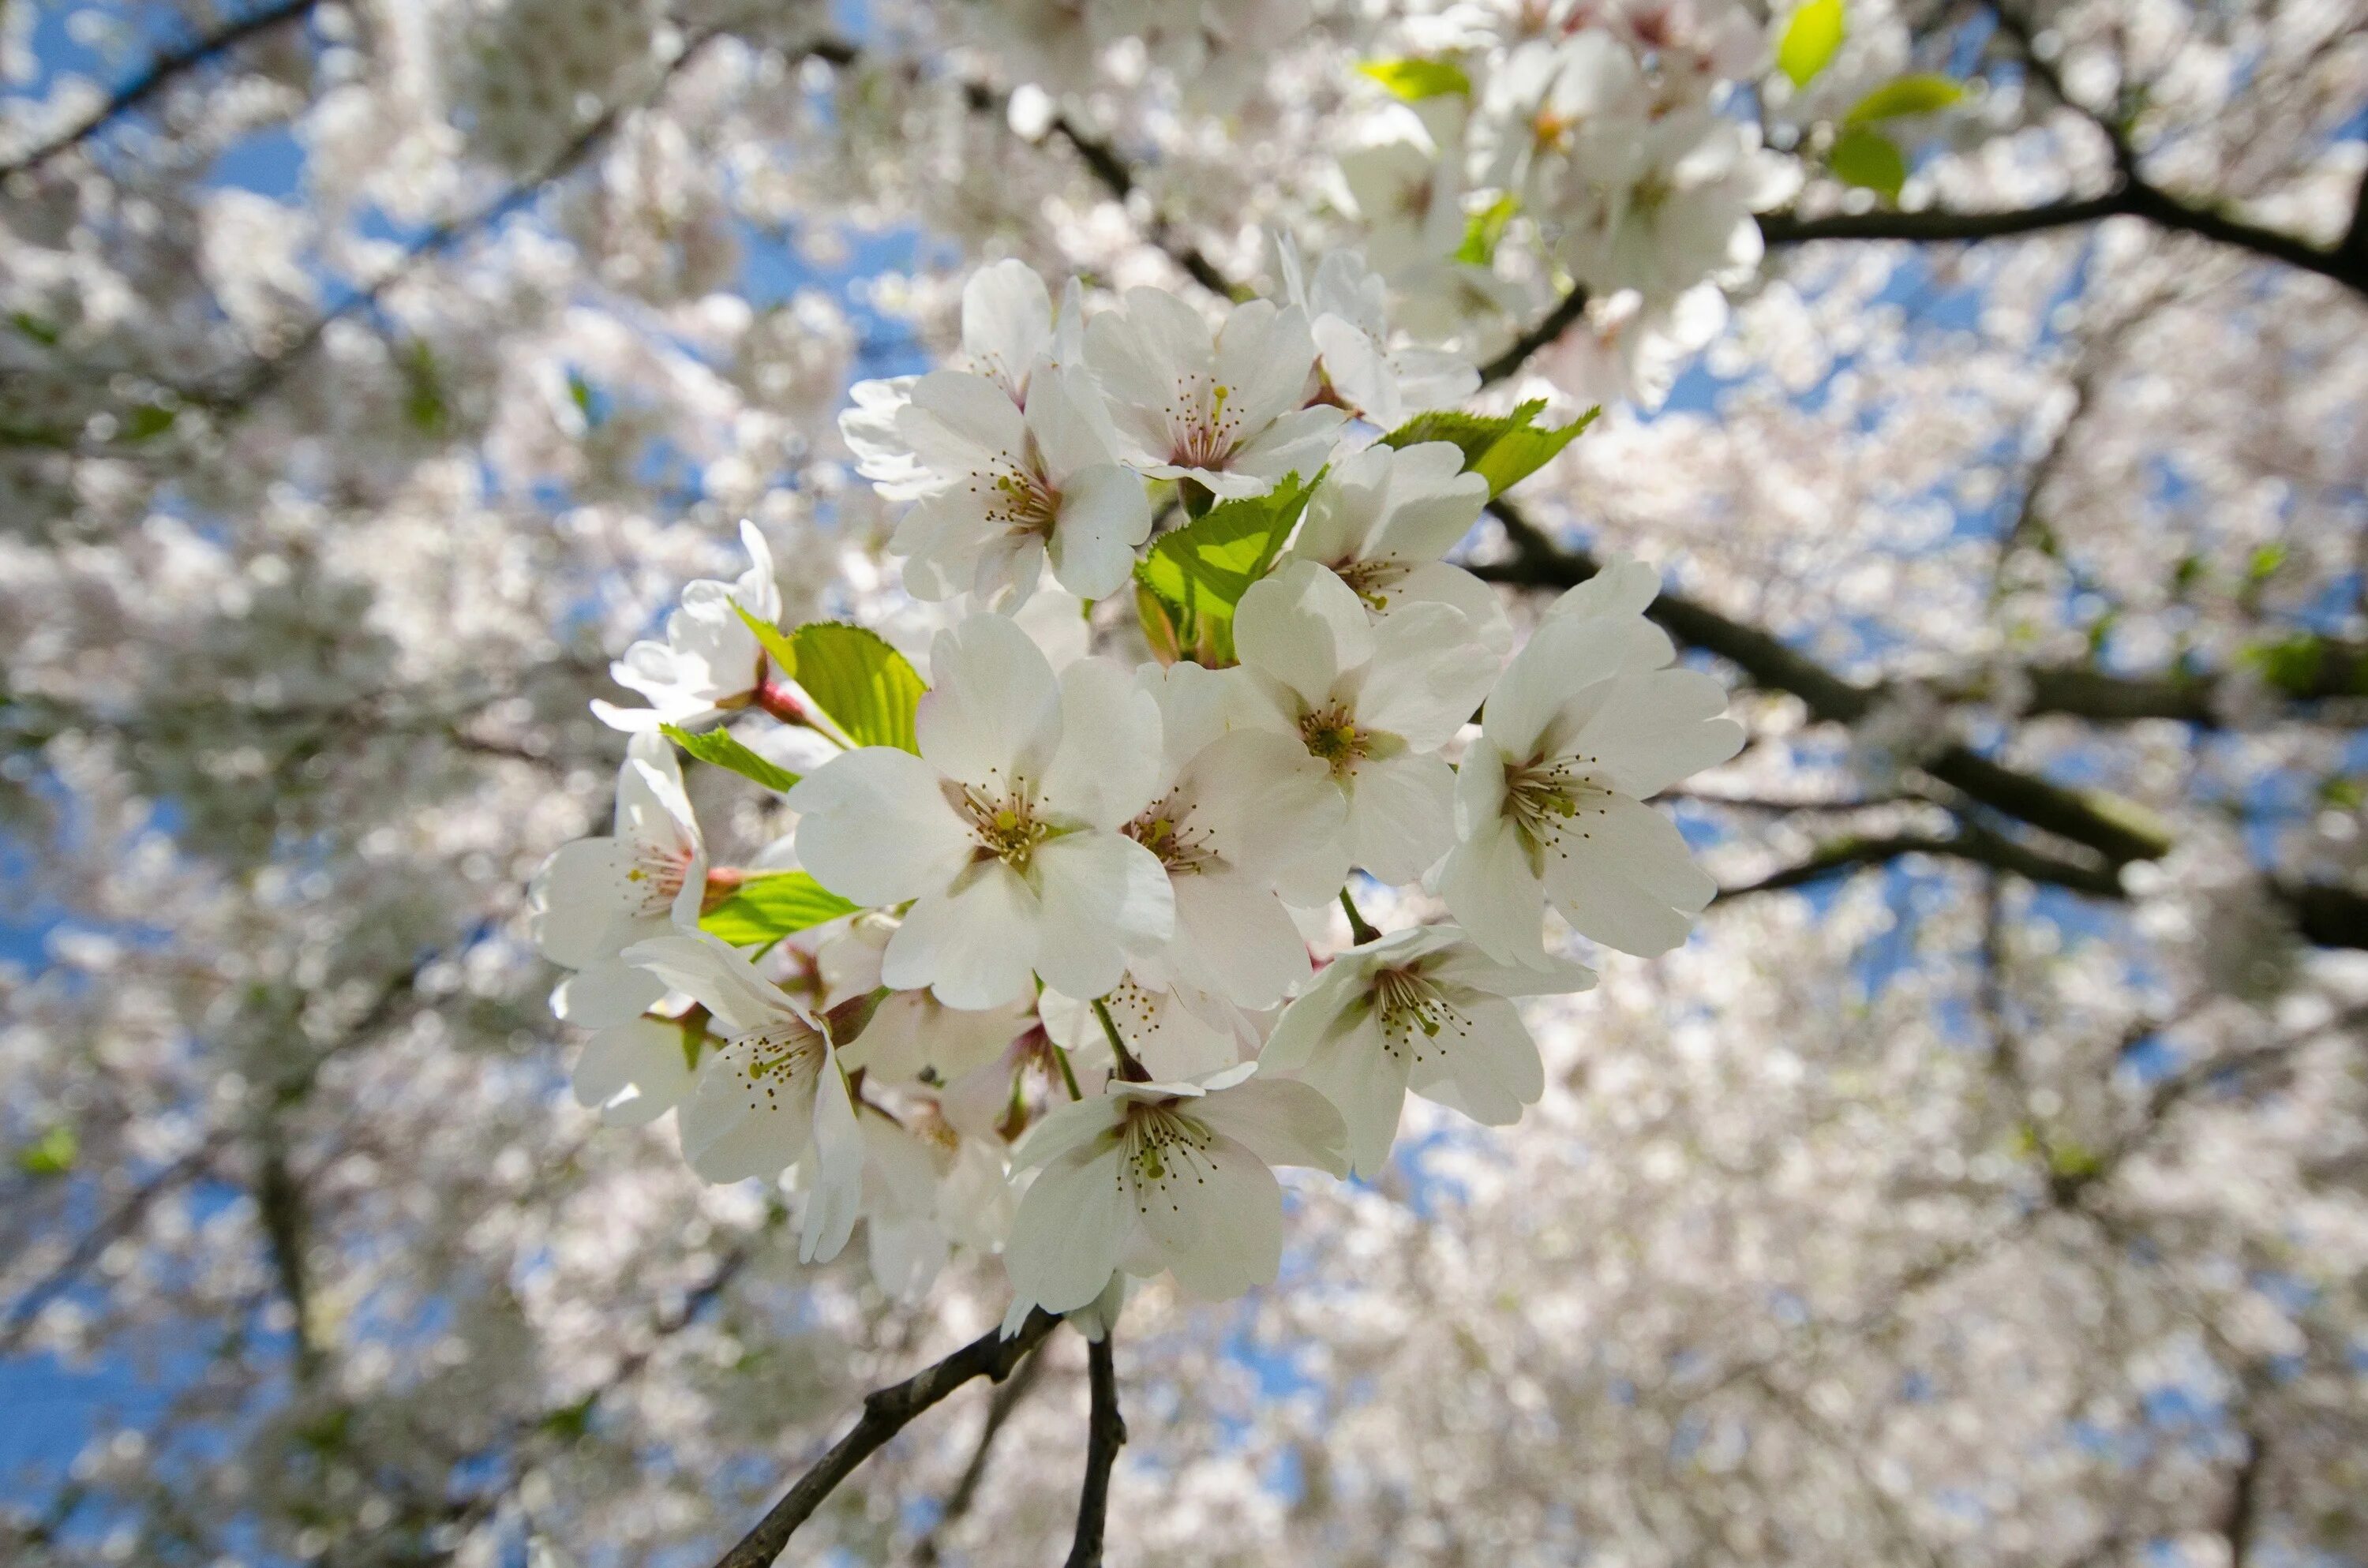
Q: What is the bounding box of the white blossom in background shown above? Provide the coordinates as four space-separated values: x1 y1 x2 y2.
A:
590 520 782 732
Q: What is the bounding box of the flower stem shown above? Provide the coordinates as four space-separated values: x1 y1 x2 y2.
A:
1338 886 1381 945
1051 1043 1084 1102
1089 997 1152 1083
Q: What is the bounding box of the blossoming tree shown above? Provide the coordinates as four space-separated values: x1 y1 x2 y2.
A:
5 1 2367 1565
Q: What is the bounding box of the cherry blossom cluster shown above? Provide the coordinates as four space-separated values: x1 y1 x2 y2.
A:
533 256 1743 1321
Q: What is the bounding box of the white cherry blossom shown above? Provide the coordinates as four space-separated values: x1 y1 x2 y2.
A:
889 363 1152 604
590 520 782 733
618 932 865 1263
785 613 1174 1009
1276 438 1506 648
1228 561 1501 890
1277 241 1481 426
1440 558 1744 962
1001 1062 1348 1314
1261 922 1594 1176
530 730 707 1027
1085 289 1347 497
570 1013 698 1128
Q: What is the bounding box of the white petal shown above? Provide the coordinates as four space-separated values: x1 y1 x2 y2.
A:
961 259 1053 395
678 1038 818 1182
551 959 666 1028
1563 668 1745 798
1171 869 1311 1011
1438 811 1549 970
1541 793 1717 956
901 369 1027 473
1193 1075 1350 1175
1346 750 1458 885
1012 1092 1128 1171
1356 601 1498 751
1177 728 1346 874
620 931 811 1038
1542 553 1661 624
1278 1029 1408 1179
1004 1145 1132 1314
1388 561 1511 655
1234 561 1374 709
1041 658 1164 830
917 613 1062 787
1407 994 1541 1126
1031 833 1176 1001
573 1018 695 1127
1136 1128 1283 1300
787 747 974 906
885 862 1043 1009
798 1046 864 1263
1257 958 1366 1074
1046 464 1153 601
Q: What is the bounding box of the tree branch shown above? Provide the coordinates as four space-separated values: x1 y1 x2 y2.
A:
0 0 322 181
1063 1330 1126 1568
709 1311 1062 1568
1712 824 2124 904
1478 285 1593 386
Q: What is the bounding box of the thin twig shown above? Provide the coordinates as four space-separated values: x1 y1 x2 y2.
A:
709 1311 1062 1568
1477 285 1592 386
1062 1330 1127 1568
1 0 322 180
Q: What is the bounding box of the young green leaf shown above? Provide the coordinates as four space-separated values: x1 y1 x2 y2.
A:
662 724 802 793
1134 472 1323 661
699 872 860 947
1453 193 1522 267
731 601 805 679
1844 73 1965 124
1777 0 1846 88
1378 400 1601 498
1357 58 1472 101
781 622 927 754
1829 125 1907 198
16 1124 77 1177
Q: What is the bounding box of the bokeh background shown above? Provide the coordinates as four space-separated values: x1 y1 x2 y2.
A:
5 1 2368 1564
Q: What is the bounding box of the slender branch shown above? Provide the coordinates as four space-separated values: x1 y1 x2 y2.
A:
910 1344 1048 1566
1712 824 2123 904
0 1140 222 1352
1477 285 1593 386
0 0 322 180
1063 1330 1127 1568
709 1311 1061 1568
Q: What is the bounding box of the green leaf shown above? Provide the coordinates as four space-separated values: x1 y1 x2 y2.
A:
1357 58 1471 101
1379 399 1601 498
731 602 805 679
1453 193 1521 267
2247 543 2287 582
402 340 447 435
662 723 802 793
785 623 927 753
16 1125 77 1177
567 369 598 425
1844 73 1965 124
1777 0 1846 88
699 871 860 947
1134 471 1322 661
10 311 61 346
1830 125 1906 198
119 404 177 442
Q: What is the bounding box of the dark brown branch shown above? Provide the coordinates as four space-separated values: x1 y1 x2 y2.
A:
710 1311 1062 1568
1712 824 2124 904
1063 1330 1127 1568
1759 183 2368 301
0 0 321 181
909 1342 1047 1566
1478 285 1593 386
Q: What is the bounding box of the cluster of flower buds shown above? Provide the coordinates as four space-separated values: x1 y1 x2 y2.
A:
533 256 1742 1323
